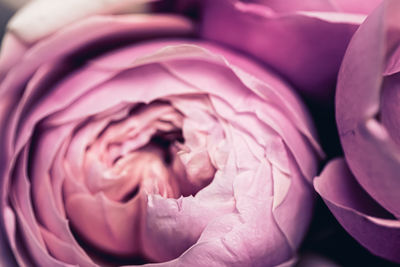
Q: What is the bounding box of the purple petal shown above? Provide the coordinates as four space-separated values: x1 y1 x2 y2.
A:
315 158 400 263
201 0 364 101
336 0 400 217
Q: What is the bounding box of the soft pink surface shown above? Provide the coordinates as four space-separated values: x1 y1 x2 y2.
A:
0 4 321 267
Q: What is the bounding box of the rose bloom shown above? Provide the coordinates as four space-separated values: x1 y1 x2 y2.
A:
315 0 400 264
198 0 381 102
0 1 323 266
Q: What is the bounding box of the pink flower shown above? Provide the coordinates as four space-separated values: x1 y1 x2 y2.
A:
198 0 381 102
0 1 322 266
315 0 400 263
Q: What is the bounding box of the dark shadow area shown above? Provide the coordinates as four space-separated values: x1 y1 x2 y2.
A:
69 224 151 266
299 196 400 267
0 4 13 42
304 97 343 162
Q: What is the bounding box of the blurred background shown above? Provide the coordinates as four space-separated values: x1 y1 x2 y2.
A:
0 2 13 39
0 1 399 267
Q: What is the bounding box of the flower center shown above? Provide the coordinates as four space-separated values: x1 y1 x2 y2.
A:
63 99 220 262
82 101 213 202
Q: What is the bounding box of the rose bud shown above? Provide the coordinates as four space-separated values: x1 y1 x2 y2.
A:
0 1 322 266
194 0 381 102
315 0 400 263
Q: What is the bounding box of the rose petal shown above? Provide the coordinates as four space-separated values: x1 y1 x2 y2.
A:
2 207 19 267
65 192 142 256
0 33 27 82
149 163 293 267
9 148 71 266
315 158 400 263
40 227 96 267
201 0 362 101
140 152 238 262
272 148 314 249
381 72 400 146
336 0 400 217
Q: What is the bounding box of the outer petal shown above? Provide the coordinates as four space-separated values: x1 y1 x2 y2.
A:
201 0 363 101
336 0 400 217
314 158 400 263
271 147 314 250
0 32 27 82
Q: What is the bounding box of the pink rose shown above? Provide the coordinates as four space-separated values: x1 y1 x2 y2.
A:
197 0 381 102
0 1 322 266
315 0 400 263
